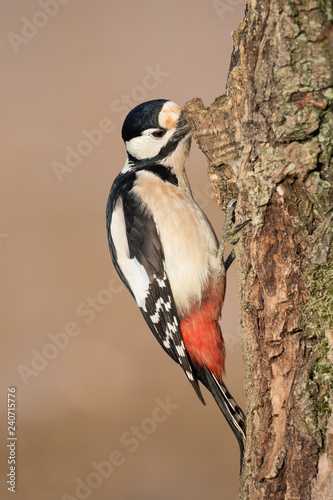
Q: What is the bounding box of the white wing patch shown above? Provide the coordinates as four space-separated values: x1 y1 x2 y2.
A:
163 316 179 350
110 199 150 309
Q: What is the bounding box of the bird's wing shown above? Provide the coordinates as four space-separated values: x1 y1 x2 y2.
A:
108 188 204 403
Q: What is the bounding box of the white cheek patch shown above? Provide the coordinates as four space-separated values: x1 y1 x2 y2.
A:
110 200 150 309
125 129 174 160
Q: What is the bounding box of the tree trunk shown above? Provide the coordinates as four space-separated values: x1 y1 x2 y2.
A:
183 1 333 498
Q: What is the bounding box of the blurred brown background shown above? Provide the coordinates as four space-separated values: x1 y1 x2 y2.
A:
1 1 246 499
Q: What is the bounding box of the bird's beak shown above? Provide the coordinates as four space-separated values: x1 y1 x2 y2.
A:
176 113 192 137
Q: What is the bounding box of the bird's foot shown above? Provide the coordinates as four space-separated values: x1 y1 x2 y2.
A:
218 198 251 267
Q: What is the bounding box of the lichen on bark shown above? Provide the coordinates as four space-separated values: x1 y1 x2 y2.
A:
183 0 333 498
304 253 333 429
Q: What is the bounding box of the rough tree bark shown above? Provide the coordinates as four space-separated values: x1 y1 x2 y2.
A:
183 1 333 499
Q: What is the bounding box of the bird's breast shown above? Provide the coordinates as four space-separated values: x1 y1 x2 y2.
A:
132 171 220 316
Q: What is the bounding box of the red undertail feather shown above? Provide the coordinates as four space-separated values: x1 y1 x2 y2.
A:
180 281 226 383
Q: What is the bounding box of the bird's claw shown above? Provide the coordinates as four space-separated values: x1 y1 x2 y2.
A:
218 198 251 263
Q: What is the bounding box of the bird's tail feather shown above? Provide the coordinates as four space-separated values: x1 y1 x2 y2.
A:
204 368 246 467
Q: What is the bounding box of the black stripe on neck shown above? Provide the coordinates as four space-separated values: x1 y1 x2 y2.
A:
139 164 178 186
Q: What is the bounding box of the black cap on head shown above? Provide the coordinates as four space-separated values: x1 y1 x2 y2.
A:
121 99 169 142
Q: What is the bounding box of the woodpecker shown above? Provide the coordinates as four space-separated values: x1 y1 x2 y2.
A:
106 99 248 464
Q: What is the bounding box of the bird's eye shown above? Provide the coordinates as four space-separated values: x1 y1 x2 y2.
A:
151 130 166 139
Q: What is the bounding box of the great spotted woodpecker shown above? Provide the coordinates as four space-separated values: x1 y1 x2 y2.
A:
106 99 248 464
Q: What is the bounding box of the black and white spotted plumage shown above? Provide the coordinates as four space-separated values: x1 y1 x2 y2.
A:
106 171 204 402
106 99 246 466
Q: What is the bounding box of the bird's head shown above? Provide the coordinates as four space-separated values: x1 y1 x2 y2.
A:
121 100 192 170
